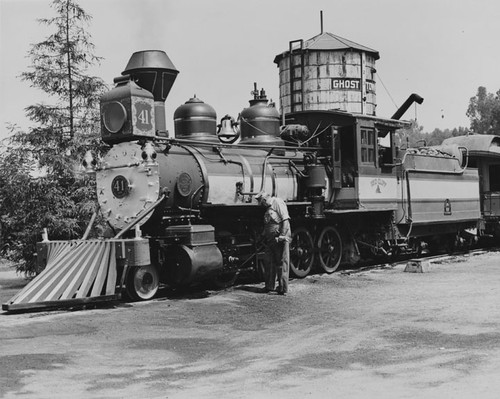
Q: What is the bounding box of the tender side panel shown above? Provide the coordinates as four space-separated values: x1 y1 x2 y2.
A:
401 171 480 225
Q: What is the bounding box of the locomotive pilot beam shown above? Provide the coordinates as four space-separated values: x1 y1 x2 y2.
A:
3 29 487 311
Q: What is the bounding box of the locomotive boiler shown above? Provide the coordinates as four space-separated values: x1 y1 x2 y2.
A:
3 36 483 311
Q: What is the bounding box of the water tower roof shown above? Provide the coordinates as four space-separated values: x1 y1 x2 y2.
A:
274 32 380 63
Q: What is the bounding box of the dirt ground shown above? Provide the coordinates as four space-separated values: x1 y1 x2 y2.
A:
1 251 500 399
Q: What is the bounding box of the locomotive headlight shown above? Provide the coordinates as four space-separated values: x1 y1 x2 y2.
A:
102 101 127 134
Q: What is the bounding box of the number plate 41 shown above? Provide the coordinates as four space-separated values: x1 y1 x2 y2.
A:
133 98 155 135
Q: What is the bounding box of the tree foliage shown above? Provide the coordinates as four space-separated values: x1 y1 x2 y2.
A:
467 86 500 135
0 0 107 276
397 120 470 149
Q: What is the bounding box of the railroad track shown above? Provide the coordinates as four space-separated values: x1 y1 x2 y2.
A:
339 247 496 276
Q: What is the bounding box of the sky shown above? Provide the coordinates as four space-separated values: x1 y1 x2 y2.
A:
1 0 500 142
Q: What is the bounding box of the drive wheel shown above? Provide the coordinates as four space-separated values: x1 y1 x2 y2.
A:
317 226 342 273
290 227 315 278
126 264 159 301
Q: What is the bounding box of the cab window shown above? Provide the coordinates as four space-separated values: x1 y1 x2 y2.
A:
360 128 375 164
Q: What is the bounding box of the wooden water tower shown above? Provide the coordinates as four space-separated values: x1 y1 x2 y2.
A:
274 21 379 116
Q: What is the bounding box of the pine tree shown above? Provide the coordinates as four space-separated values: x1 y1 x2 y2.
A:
0 0 107 276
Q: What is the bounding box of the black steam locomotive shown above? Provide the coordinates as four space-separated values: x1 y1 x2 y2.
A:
86 49 481 300
3 45 487 311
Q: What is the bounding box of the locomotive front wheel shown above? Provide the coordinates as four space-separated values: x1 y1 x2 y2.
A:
126 264 159 301
317 226 342 273
290 227 315 278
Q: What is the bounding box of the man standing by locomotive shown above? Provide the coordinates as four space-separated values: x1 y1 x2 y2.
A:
256 191 291 295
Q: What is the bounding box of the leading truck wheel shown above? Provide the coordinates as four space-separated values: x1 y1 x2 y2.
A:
126 265 159 301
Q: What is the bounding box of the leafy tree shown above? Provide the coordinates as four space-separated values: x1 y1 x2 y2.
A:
467 86 500 135
0 0 107 276
397 121 470 148
423 127 470 146
397 119 426 148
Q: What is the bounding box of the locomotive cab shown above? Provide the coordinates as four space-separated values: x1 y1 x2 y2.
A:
286 110 406 211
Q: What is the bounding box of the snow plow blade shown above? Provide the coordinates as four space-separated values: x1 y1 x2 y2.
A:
2 240 120 312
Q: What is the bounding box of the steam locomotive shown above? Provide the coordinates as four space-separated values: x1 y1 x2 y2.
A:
71 49 481 301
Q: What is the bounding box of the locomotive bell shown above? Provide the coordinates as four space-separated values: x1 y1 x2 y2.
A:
217 115 239 144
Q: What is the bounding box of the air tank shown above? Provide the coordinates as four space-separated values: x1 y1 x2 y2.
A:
274 32 379 116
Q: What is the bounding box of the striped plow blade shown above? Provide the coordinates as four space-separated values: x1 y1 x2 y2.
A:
2 240 120 312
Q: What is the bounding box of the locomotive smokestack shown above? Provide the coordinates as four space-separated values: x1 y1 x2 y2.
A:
122 50 179 132
391 93 424 120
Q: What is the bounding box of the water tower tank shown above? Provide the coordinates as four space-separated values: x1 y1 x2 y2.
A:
274 32 379 115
